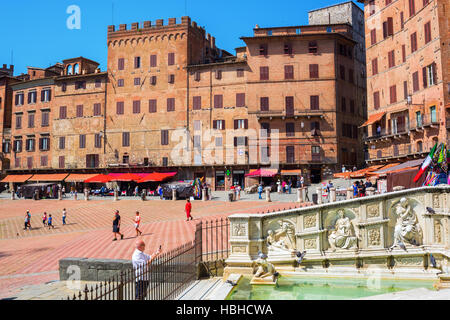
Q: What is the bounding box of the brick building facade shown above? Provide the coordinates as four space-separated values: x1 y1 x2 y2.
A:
359 0 450 165
1 4 367 189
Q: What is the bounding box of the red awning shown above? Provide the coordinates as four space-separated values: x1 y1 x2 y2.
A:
84 174 114 183
360 111 386 127
245 169 278 177
28 174 69 182
137 172 177 183
0 174 33 183
110 173 143 182
65 174 99 183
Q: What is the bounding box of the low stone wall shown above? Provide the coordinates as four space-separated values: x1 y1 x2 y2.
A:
225 186 450 279
59 258 132 282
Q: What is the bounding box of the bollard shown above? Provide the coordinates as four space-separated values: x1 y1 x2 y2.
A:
366 187 376 196
316 187 322 204
347 187 353 200
296 188 301 203
84 189 89 201
11 191 15 200
202 189 207 201
58 189 63 201
265 188 272 202
393 186 405 191
74 192 78 201
113 189 118 201
172 189 177 201
329 187 336 203
301 187 306 203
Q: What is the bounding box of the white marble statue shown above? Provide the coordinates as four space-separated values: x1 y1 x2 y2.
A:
328 209 358 251
253 253 278 282
389 197 422 250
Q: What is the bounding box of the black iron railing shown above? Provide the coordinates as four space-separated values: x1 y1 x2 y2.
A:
68 217 230 300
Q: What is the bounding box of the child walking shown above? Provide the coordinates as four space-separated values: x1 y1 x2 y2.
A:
42 212 47 227
134 211 142 237
48 214 55 229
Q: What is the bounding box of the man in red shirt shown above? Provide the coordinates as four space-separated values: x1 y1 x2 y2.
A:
185 199 193 221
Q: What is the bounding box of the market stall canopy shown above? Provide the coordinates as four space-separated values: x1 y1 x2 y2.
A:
349 165 383 178
359 111 386 127
245 168 278 177
0 174 33 183
280 169 302 176
65 174 99 183
84 174 114 183
333 171 353 179
137 172 177 183
109 173 143 182
373 158 424 174
28 173 69 182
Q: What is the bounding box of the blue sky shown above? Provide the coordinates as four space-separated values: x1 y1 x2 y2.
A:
1 0 363 75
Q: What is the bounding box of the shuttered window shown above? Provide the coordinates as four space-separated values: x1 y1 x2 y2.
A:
134 56 141 69
402 45 406 63
308 41 318 53
149 99 157 113
122 132 130 147
214 95 223 108
285 96 294 115
340 65 346 80
118 58 125 70
213 120 225 130
76 105 83 117
310 95 319 110
341 97 347 112
412 71 419 92
59 136 65 150
286 146 295 163
374 91 380 110
168 74 175 83
390 85 397 104
236 69 244 77
93 103 101 116
41 156 48 167
309 64 318 78
150 55 157 67
409 0 416 17
42 111 49 127
260 97 269 111
259 44 268 56
284 43 293 55
193 96 201 110
424 22 431 44
59 106 67 119
388 50 395 68
215 70 222 80
133 100 141 114
260 66 269 80
16 115 22 129
79 134 86 149
168 53 175 66
116 102 124 115
286 123 295 137
372 58 378 75
167 98 175 112
59 156 65 169
284 65 294 80
150 76 157 85
161 130 169 145
28 113 35 128
94 134 102 148
236 93 245 107
404 81 408 100
410 32 417 52
370 29 376 45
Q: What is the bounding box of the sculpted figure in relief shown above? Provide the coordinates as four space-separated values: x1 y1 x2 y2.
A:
389 198 422 250
328 209 358 251
253 253 279 281
266 220 296 254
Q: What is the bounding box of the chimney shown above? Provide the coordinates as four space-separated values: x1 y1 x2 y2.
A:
255 24 260 29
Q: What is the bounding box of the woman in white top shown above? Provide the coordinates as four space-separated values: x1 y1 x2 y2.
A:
134 211 142 237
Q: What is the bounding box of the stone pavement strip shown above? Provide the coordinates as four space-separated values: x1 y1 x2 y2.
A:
0 197 311 299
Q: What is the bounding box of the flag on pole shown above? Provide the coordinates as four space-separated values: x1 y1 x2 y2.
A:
413 143 438 183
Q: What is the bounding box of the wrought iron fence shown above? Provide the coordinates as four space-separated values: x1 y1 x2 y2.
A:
68 217 230 300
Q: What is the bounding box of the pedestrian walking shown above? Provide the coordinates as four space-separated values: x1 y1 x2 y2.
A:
42 212 47 226
185 199 193 221
47 214 55 229
288 179 292 194
134 211 143 237
257 184 263 200
132 239 161 300
158 185 163 200
24 214 30 230
134 186 139 197
26 210 31 229
62 186 66 198
113 210 124 241
277 180 282 194
62 208 67 225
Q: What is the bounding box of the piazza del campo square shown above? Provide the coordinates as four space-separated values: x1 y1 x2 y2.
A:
0 0 449 307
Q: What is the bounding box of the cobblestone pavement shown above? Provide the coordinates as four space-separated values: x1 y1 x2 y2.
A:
0 196 311 299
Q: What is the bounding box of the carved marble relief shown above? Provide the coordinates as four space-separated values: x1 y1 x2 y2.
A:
389 198 423 250
395 256 423 266
326 209 358 251
232 246 247 253
304 238 317 250
434 219 442 244
367 204 380 218
432 194 440 208
303 214 316 229
232 223 247 237
367 228 381 246
265 219 297 254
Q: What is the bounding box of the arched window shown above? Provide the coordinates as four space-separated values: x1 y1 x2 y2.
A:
74 64 80 75
416 141 423 153
67 65 73 75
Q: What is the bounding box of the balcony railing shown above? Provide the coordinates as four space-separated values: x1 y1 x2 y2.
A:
367 143 430 161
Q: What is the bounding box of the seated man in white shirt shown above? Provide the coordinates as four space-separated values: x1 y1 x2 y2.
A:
132 239 161 300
